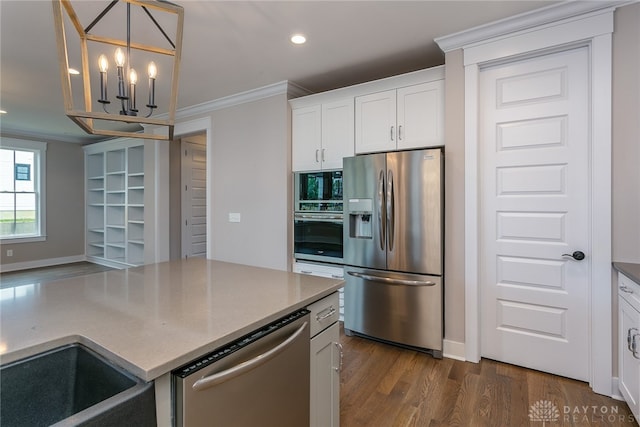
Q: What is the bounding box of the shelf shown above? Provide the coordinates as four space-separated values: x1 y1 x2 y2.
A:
106 244 126 249
106 149 125 174
128 146 144 175
86 143 146 267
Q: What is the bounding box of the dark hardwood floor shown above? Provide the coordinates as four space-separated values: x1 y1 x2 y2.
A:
3 263 634 426
0 261 114 288
340 326 636 427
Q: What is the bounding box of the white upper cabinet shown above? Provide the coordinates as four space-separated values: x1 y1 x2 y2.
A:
321 98 355 170
292 98 354 172
354 89 396 154
292 105 322 171
355 80 445 153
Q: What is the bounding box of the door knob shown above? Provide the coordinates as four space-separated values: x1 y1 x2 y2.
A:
562 251 585 261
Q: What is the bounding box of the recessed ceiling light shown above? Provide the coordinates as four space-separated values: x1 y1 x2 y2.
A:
290 34 306 45
0 110 6 114
68 68 80 75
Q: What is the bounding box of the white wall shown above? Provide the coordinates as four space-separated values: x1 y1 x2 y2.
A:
443 49 466 345
178 94 292 271
0 139 85 267
612 2 640 263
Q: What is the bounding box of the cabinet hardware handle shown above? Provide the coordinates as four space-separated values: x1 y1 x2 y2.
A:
390 126 394 141
330 274 344 279
321 148 325 162
633 333 640 359
333 342 344 372
300 270 313 274
315 149 319 163
316 306 336 321
621 285 634 294
398 125 402 140
628 328 638 351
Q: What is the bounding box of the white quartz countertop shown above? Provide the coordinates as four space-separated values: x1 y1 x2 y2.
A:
0 258 343 381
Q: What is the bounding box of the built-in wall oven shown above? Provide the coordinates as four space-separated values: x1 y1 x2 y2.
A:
294 171 344 264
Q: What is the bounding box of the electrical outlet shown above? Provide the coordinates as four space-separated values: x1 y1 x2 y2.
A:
228 212 241 223
7 249 13 257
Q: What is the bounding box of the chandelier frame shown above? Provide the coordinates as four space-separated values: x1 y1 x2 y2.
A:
52 0 184 140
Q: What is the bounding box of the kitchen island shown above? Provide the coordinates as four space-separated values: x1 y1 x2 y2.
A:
0 258 344 424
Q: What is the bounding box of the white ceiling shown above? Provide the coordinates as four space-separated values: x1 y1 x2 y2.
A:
0 0 560 144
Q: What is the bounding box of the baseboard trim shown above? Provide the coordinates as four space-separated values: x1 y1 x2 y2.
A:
443 339 466 361
0 255 87 273
611 377 625 401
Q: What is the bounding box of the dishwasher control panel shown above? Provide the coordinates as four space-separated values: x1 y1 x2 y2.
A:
172 309 310 378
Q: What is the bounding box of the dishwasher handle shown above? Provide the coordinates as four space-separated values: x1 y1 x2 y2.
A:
192 321 308 391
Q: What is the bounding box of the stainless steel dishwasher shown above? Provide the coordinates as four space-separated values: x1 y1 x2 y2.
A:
172 309 310 427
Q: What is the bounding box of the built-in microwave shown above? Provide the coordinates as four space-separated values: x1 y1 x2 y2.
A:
294 171 344 264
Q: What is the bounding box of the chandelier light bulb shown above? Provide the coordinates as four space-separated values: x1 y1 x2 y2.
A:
114 48 125 67
129 68 138 85
148 62 157 79
98 55 109 73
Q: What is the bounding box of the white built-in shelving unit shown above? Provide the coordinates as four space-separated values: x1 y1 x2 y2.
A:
84 140 148 267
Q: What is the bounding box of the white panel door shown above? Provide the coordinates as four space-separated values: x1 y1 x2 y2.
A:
479 47 590 380
181 139 207 258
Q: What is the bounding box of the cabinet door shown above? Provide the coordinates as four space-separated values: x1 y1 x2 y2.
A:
321 98 354 170
397 80 445 150
310 322 341 427
619 296 640 419
292 105 322 171
355 89 396 154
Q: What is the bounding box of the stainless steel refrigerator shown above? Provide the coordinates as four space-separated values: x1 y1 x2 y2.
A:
343 148 443 357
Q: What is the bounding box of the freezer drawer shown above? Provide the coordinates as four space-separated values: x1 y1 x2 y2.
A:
344 266 442 356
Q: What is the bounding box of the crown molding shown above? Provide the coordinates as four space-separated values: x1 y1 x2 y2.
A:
0 127 104 145
174 80 312 120
434 0 635 53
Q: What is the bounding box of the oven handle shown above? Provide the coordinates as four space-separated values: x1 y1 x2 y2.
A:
294 214 344 223
191 321 308 391
348 271 436 287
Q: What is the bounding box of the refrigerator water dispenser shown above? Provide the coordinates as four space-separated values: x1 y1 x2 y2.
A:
348 199 373 239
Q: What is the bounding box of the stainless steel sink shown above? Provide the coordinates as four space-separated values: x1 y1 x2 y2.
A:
0 343 156 427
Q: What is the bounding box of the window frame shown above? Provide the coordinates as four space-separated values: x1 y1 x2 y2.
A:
0 138 47 243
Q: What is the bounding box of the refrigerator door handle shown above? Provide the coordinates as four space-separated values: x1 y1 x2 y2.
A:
347 271 436 287
378 169 386 250
386 169 395 251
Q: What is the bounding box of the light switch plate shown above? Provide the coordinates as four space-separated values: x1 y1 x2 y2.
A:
228 212 241 223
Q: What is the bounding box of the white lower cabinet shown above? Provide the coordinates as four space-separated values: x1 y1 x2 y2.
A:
294 261 345 321
310 322 341 427
618 272 640 420
308 292 342 427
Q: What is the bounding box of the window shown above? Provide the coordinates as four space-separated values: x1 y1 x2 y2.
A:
0 138 47 242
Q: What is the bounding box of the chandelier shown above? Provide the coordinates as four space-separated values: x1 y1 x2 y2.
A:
52 0 184 140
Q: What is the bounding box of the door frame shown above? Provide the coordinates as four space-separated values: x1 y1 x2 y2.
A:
181 135 207 259
460 7 615 395
174 117 212 259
